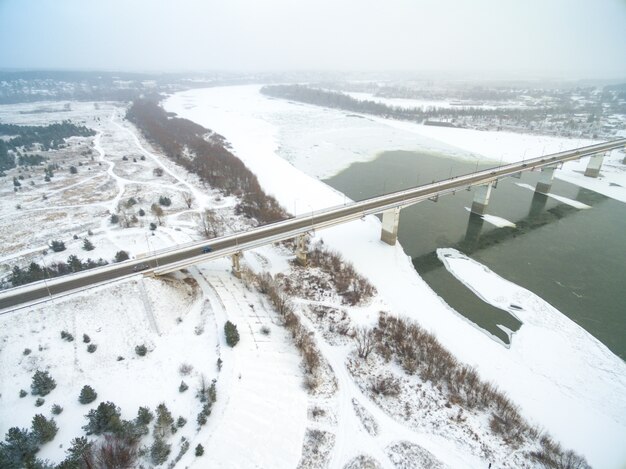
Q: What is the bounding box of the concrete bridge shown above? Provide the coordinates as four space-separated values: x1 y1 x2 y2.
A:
1 138 624 311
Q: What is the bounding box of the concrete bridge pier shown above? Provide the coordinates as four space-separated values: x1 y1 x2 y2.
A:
535 166 556 194
295 233 308 266
231 252 242 278
381 207 401 245
470 182 493 215
584 152 606 178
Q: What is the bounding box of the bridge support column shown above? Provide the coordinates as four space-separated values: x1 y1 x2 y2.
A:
381 208 401 245
295 234 308 266
535 166 556 194
470 182 493 215
584 152 606 178
231 252 242 279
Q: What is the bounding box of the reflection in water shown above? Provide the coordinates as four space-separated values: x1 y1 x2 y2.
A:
325 150 626 358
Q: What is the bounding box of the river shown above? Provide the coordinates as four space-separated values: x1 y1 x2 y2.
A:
325 150 626 358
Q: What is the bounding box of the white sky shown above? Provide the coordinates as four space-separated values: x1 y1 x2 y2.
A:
0 0 625 78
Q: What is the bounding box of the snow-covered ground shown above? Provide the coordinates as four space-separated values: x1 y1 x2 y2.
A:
1 85 624 468
165 85 626 468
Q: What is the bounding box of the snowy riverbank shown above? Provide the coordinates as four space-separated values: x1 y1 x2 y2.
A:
165 85 626 468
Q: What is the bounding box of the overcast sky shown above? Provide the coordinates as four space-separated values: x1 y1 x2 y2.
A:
1 0 625 78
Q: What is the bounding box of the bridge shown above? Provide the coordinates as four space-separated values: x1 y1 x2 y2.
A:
1 138 624 311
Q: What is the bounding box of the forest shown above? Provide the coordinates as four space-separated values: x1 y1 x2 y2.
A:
126 99 287 224
0 120 95 171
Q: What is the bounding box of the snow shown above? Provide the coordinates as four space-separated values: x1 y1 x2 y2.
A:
515 183 591 209
164 84 626 468
463 207 516 228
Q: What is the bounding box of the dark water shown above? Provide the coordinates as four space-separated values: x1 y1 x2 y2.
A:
325 150 626 358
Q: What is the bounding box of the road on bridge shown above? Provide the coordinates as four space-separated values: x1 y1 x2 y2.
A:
1 138 624 311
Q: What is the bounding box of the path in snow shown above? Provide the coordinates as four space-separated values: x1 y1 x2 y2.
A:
183 268 307 469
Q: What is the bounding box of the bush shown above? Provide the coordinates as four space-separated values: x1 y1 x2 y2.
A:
60 330 74 342
260 325 271 335
31 414 58 444
153 167 164 177
19 389 27 398
150 437 170 465
1 427 39 466
35 397 45 407
153 403 174 438
69 166 77 174
149 222 157 231
114 250 129 262
136 406 154 426
79 385 98 405
83 401 122 435
176 417 186 428
110 214 119 224
135 345 147 356
31 370 56 396
23 348 32 355
179 381 188 393
158 195 171 206
195 444 204 456
50 240 66 252
224 321 240 347
82 239 95 251
138 208 145 217
51 404 63 415
83 334 91 343
87 344 97 353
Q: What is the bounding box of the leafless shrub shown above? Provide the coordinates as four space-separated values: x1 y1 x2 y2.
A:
179 363 193 376
197 209 220 238
529 435 591 469
83 433 138 469
371 312 589 462
182 191 193 208
354 326 375 360
304 242 376 306
370 375 401 397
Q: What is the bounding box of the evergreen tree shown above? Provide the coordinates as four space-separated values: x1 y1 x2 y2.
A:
31 371 56 396
0 427 39 468
195 444 204 456
150 437 171 465
50 240 65 252
83 401 122 435
82 239 94 251
136 406 154 426
78 385 97 404
114 250 129 262
224 321 240 347
31 414 58 444
153 403 174 438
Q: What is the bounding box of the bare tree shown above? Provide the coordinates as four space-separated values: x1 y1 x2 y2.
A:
151 203 164 225
182 191 193 209
354 326 375 359
198 209 219 238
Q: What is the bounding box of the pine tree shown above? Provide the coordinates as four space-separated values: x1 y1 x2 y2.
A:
78 385 97 404
82 239 94 251
224 321 240 347
150 437 171 465
83 402 122 435
31 371 56 396
195 444 204 456
31 414 58 444
153 403 174 438
1 427 39 467
135 406 154 426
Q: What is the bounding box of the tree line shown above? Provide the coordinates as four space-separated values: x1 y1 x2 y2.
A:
259 84 587 125
126 99 287 224
0 120 95 171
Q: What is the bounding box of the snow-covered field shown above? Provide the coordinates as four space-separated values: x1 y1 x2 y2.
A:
1 85 624 468
165 85 626 468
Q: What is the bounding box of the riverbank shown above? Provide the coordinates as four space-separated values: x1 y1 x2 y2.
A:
164 85 626 468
